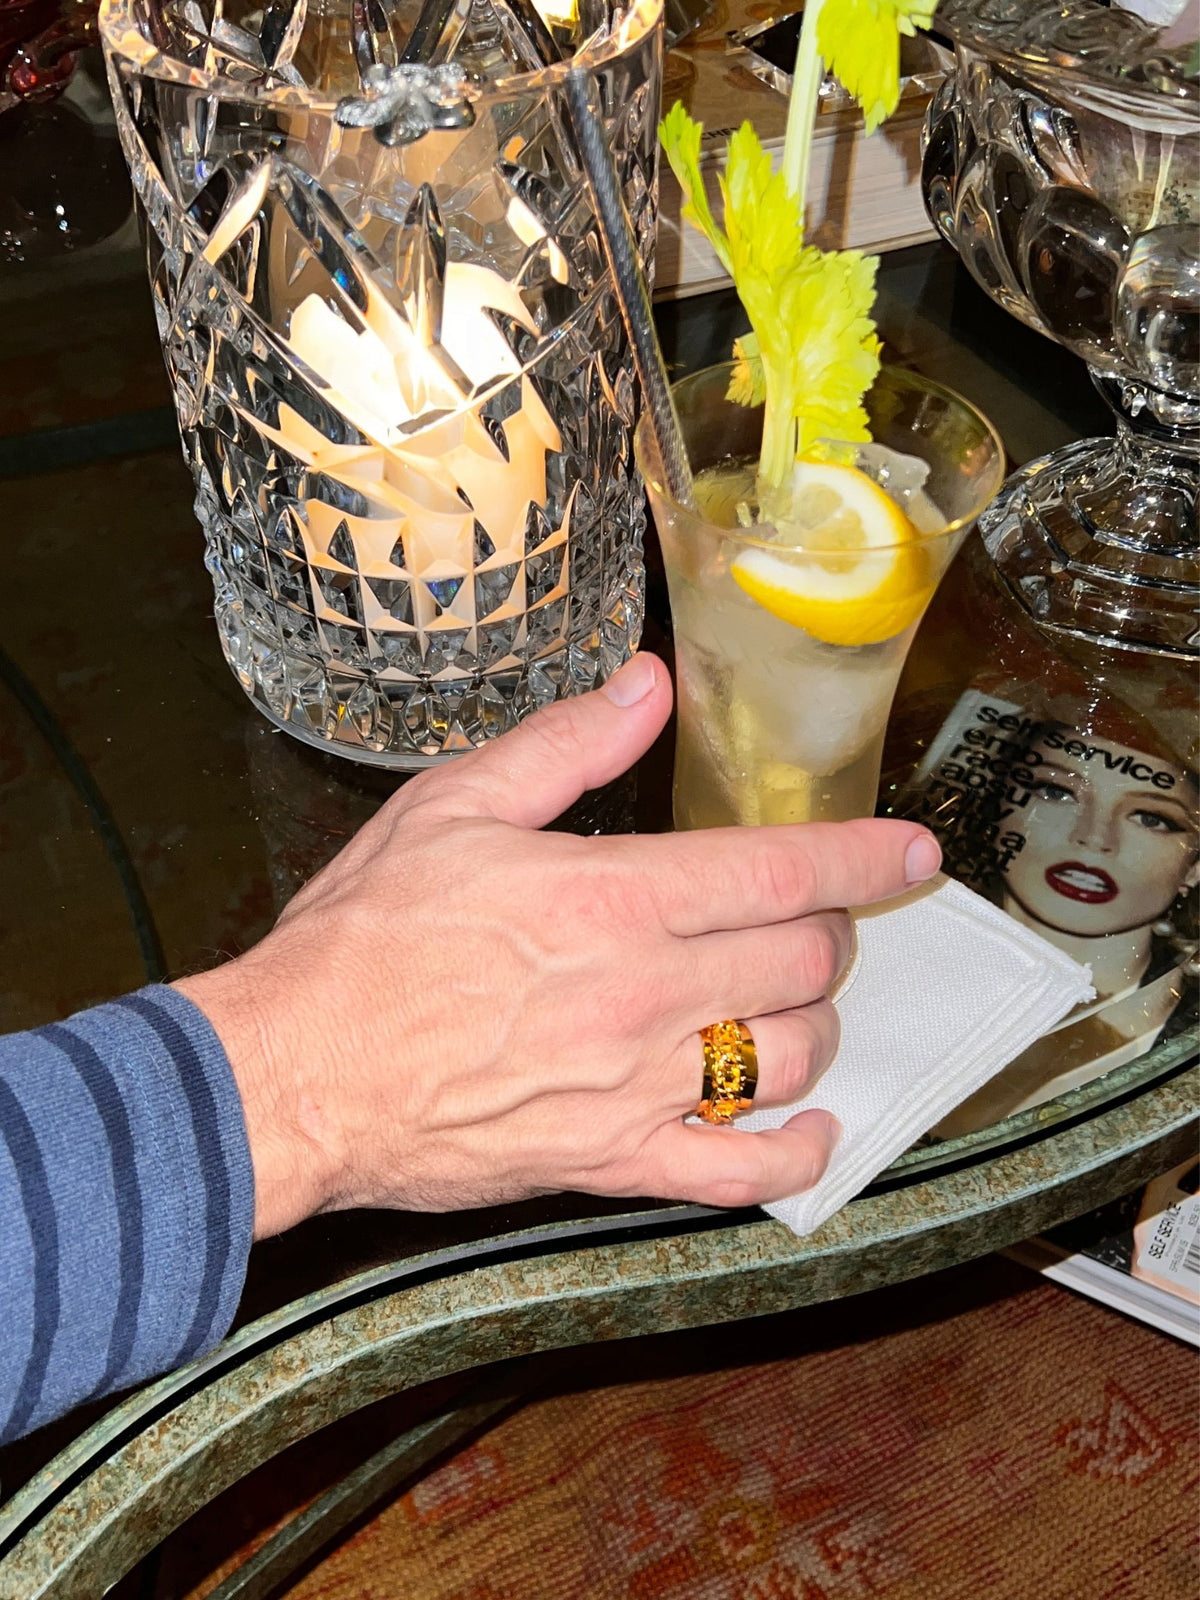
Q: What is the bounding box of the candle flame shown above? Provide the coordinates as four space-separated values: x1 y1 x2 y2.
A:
532 0 579 29
259 262 568 636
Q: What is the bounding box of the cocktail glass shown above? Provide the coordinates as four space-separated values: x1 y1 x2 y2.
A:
637 363 1005 829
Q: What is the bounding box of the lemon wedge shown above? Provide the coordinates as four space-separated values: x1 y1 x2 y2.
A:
729 461 937 647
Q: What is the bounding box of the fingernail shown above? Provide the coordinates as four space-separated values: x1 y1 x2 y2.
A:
904 834 942 885
602 652 657 707
814 1111 843 1157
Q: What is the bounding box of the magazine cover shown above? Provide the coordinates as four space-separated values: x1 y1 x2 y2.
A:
890 678 1198 1135
889 549 1199 1337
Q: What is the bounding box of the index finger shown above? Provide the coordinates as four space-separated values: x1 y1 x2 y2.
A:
620 818 941 935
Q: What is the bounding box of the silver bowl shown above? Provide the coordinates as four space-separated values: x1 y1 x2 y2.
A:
922 0 1199 657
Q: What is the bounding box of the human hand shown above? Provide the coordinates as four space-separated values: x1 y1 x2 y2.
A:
176 653 942 1237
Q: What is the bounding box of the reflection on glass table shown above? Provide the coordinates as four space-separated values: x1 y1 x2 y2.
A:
0 241 1195 1598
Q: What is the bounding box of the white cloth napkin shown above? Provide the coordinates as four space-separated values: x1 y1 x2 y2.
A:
732 876 1094 1237
1115 0 1191 27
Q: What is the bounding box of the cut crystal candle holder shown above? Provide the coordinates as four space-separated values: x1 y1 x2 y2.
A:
100 0 661 765
923 0 1199 658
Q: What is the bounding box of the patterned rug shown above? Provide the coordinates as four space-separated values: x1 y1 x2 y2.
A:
153 1257 1199 1600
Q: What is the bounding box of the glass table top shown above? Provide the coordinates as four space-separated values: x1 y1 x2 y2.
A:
0 238 1118 1026
0 174 1195 1499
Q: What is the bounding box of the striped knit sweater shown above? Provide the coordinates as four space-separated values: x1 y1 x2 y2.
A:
0 986 253 1444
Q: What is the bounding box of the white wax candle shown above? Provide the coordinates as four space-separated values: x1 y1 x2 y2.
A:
274 262 563 589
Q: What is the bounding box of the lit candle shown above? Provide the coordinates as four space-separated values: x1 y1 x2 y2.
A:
265 263 562 599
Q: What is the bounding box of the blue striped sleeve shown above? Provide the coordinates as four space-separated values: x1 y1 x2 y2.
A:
0 986 254 1444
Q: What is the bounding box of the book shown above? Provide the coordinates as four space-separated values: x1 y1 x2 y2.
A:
655 3 941 299
1008 1161 1200 1346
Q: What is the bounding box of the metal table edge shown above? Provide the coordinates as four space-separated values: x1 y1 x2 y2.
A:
0 1059 1195 1597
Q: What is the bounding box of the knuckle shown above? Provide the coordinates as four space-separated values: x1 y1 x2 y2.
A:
705 1136 776 1209
794 1127 833 1190
569 876 652 947
388 760 467 821
775 1025 816 1096
749 841 818 918
795 919 843 994
777 1010 832 1091
589 1040 640 1093
573 868 642 937
578 960 667 1055
770 1002 839 1096
523 699 588 768
704 1171 763 1210
646 846 707 927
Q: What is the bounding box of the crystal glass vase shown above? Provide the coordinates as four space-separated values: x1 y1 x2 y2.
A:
922 0 1199 658
100 0 661 765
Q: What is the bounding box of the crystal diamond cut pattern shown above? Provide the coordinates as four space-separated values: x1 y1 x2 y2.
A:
102 0 662 764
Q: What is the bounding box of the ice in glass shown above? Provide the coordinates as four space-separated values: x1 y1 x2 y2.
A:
638 363 1006 829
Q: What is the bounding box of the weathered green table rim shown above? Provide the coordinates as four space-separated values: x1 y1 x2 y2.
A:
0 1050 1194 1598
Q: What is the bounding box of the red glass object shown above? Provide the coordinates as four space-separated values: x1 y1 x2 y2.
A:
1 0 98 104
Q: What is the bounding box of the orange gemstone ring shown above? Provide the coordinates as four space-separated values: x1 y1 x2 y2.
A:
696 1020 758 1125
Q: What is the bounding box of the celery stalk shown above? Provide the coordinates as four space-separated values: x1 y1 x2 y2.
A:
781 0 826 210
659 1 939 499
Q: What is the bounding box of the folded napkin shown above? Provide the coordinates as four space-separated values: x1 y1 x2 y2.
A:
733 876 1094 1237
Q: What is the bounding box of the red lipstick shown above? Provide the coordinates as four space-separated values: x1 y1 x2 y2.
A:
1045 861 1118 904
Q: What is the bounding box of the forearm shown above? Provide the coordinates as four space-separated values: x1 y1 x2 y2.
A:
0 987 254 1444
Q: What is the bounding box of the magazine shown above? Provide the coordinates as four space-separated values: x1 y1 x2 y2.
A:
889 684 1198 1138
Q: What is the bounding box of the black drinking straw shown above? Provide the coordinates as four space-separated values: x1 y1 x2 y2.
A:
563 66 694 508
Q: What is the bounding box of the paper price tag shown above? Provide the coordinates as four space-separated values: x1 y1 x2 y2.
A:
1135 1195 1200 1298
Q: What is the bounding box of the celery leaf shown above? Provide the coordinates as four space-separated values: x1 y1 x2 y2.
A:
659 102 732 275
817 0 939 134
661 111 883 489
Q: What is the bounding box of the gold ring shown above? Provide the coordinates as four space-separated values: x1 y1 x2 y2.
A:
696 1020 758 1124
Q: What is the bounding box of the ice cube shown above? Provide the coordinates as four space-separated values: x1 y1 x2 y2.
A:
738 637 895 777
854 441 931 507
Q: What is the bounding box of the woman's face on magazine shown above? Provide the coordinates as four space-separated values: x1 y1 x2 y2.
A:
1001 734 1199 938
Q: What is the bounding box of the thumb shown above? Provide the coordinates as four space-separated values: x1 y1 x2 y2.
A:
420 652 672 829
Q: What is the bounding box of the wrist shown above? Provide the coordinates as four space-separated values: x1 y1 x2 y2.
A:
173 950 341 1239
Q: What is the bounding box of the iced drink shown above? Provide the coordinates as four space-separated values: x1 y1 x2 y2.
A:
638 364 1006 829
